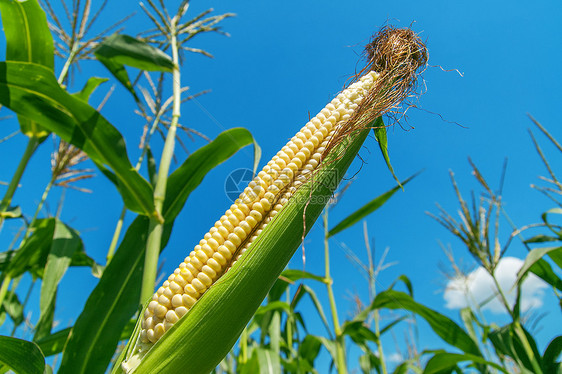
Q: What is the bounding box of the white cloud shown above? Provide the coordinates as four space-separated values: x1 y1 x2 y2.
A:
443 257 548 314
386 352 404 364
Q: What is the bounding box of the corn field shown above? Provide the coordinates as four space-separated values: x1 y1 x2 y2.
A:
0 1 560 373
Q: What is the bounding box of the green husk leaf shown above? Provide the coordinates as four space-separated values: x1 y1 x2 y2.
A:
124 129 371 373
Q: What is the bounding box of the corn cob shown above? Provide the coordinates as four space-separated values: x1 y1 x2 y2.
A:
138 70 380 345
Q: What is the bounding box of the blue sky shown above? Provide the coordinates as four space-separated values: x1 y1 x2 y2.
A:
1 0 561 370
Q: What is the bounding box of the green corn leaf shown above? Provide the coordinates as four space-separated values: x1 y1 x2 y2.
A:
5 218 56 279
36 319 136 358
1 291 23 326
252 138 262 177
373 117 400 185
530 260 562 292
541 208 562 236
58 217 170 374
379 315 408 335
268 269 325 302
0 0 53 140
94 34 175 100
0 336 45 374
258 305 274 344
95 34 174 72
68 251 104 278
96 56 139 101
459 307 479 347
548 247 562 269
35 328 71 358
0 251 10 273
0 205 21 219
0 61 155 217
341 320 379 345
33 294 56 346
393 361 415 374
291 285 332 338
72 77 109 102
268 312 281 354
516 246 562 291
542 336 562 374
239 350 260 374
298 335 322 368
422 351 510 374
489 324 543 373
255 348 281 374
0 0 53 69
61 128 252 373
524 234 561 244
4 219 88 283
328 171 420 237
253 301 292 319
370 290 481 356
359 352 381 374
387 274 414 297
280 269 326 284
125 129 371 373
146 147 158 188
312 335 338 365
34 221 83 340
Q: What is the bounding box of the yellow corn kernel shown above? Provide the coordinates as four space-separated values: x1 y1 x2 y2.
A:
139 70 380 344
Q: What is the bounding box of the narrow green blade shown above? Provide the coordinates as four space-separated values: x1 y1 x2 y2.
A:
328 171 420 237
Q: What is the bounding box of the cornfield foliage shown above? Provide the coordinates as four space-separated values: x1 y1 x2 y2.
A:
0 1 560 373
